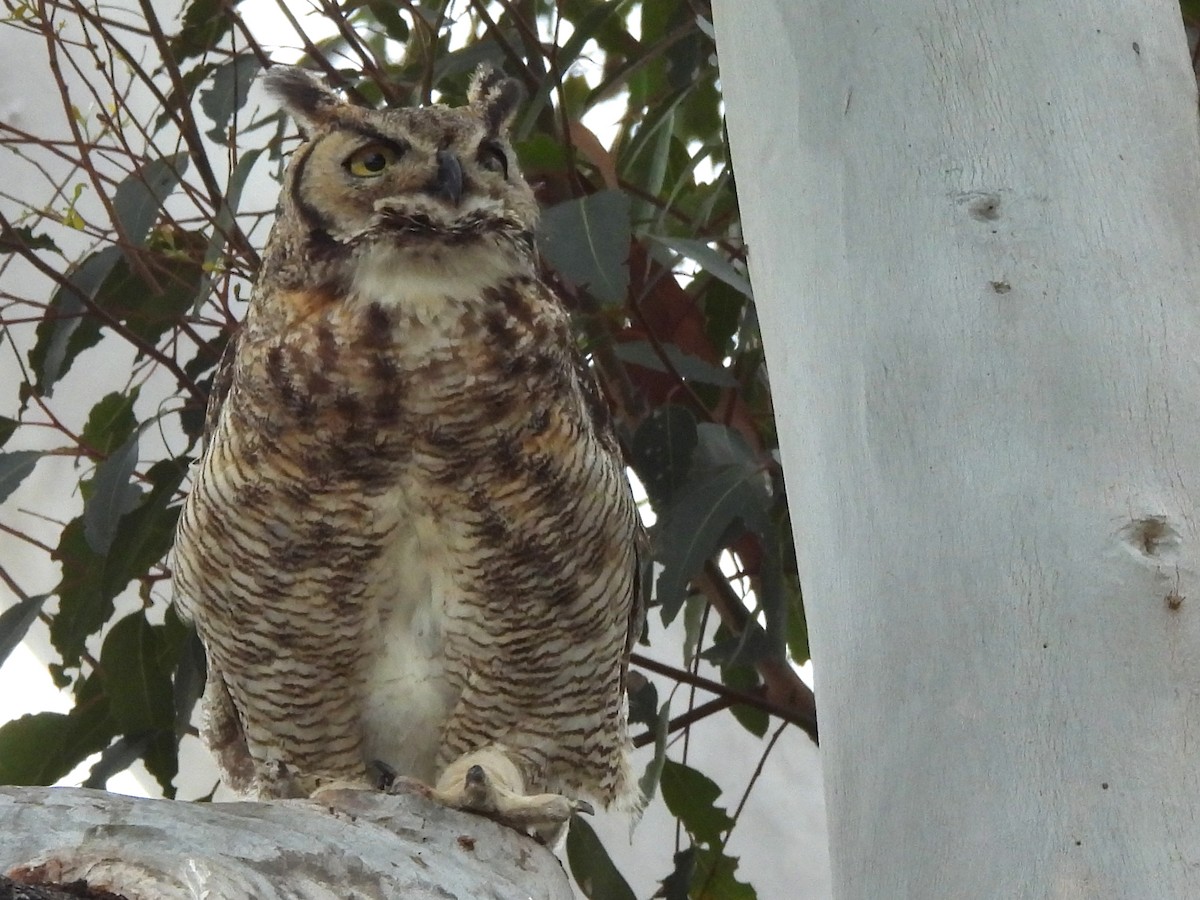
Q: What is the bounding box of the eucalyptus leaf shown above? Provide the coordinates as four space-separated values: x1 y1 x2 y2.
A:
637 698 671 803
0 593 49 669
566 814 637 900
0 450 42 504
28 246 120 395
648 234 753 299
660 758 733 845
193 148 263 314
615 339 736 387
83 434 142 556
538 190 631 305
630 404 698 510
83 733 150 789
101 613 176 734
0 224 58 254
200 53 261 143
113 154 189 248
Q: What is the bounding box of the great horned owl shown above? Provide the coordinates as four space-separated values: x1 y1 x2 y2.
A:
171 65 643 832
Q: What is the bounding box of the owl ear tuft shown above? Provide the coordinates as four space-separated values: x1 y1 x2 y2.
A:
262 66 341 134
468 65 523 134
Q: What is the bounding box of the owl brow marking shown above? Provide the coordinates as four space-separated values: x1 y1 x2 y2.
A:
339 125 410 158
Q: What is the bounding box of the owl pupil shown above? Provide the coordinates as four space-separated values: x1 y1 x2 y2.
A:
363 153 386 172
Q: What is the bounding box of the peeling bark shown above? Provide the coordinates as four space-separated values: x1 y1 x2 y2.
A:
0 786 572 899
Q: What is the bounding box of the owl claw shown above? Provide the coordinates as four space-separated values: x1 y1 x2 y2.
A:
432 754 586 831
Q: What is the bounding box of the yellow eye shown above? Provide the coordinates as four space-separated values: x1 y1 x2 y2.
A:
345 144 399 178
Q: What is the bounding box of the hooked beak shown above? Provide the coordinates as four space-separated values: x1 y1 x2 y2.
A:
426 150 463 206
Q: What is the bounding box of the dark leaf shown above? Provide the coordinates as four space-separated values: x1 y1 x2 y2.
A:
27 246 120 396
193 148 263 314
51 458 186 665
0 450 42 504
660 759 733 846
0 224 59 254
630 404 697 510
173 625 207 739
95 232 207 349
50 518 111 666
659 847 696 900
366 0 411 40
693 846 757 900
653 463 768 625
170 0 234 61
0 416 15 448
615 340 736 387
638 698 671 804
200 54 262 143
0 593 49 669
142 728 179 798
538 190 631 305
648 236 752 299
80 390 140 457
83 434 142 556
566 814 636 900
100 612 174 733
627 675 659 729
721 663 768 738
113 154 189 248
82 732 150 789
0 697 114 786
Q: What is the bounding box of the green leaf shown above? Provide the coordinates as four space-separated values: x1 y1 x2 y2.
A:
0 593 49 669
0 698 114 786
538 190 631 305
113 154 189 248
200 53 261 143
630 404 698 510
96 232 207 348
27 246 120 396
51 458 187 666
692 846 757 900
50 518 111 666
81 390 140 457
647 235 753 299
659 847 696 900
170 0 235 61
0 416 16 448
101 613 175 734
82 733 149 789
660 759 733 846
566 814 636 900
0 224 59 254
614 340 736 387
638 698 671 804
722 664 768 738
83 434 143 556
193 148 263 314
173 625 207 739
0 450 42 504
653 463 766 625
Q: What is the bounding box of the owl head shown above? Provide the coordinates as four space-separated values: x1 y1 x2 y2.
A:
261 65 538 292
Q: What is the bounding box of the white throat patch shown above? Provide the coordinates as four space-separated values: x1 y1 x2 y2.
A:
350 240 523 324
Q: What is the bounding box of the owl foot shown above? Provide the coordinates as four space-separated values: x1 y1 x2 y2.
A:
430 748 592 833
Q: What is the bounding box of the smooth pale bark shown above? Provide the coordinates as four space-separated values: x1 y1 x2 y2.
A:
713 1 1200 897
0 786 571 899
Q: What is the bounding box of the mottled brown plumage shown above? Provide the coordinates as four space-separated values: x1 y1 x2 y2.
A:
171 66 643 832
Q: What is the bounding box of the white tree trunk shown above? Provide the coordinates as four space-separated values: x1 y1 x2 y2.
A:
0 786 572 899
713 1 1200 896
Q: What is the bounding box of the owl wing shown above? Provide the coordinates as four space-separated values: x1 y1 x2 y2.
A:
202 328 241 447
569 346 647 662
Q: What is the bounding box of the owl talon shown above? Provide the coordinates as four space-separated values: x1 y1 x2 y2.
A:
431 751 585 830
